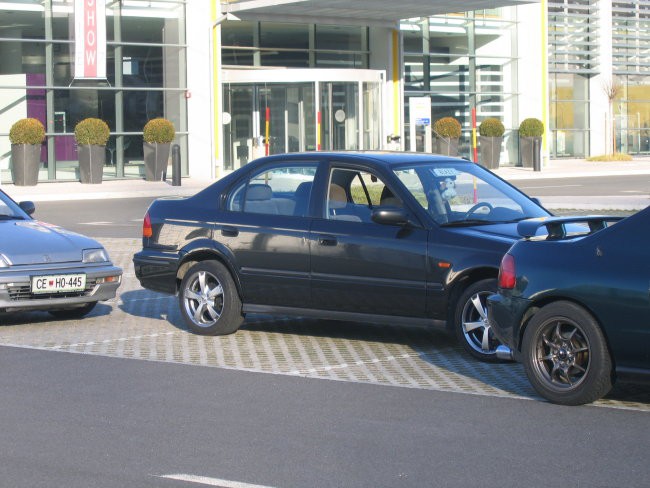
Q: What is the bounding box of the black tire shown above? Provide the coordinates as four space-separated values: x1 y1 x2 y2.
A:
522 301 613 406
178 260 243 335
49 302 97 320
454 278 501 362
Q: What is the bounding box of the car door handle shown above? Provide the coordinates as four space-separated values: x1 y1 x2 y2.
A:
318 235 337 246
221 226 239 237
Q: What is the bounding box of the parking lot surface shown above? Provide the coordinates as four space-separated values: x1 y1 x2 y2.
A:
1 238 648 412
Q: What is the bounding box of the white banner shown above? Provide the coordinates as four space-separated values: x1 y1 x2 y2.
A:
74 0 106 79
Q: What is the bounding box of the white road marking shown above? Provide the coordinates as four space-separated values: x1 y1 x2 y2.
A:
48 331 177 350
518 184 582 189
157 474 276 488
289 352 417 375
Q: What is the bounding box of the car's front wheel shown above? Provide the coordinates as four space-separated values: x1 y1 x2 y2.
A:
178 260 244 335
522 301 613 406
454 278 501 362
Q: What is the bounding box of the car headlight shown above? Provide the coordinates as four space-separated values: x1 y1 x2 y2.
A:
0 253 12 268
83 248 109 263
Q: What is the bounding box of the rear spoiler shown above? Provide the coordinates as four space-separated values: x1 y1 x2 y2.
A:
517 215 624 239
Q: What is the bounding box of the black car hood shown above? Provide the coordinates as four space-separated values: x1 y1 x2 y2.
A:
455 222 523 243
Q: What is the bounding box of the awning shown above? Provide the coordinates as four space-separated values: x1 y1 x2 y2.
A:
222 0 539 26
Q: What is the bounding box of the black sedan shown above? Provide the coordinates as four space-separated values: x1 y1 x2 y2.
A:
133 152 550 361
488 208 650 405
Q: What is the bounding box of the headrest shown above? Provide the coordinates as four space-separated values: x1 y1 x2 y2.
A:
328 183 347 209
246 184 273 201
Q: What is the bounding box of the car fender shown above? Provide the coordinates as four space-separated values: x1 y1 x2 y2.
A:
177 238 243 296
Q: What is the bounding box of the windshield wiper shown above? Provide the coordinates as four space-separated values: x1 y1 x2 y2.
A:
440 219 493 227
0 215 25 221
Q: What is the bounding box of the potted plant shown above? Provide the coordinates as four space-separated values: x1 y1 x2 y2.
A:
433 117 462 156
519 117 544 168
143 118 175 181
74 118 110 184
9 118 45 186
478 118 505 170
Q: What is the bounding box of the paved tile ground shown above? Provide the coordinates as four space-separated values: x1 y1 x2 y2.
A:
1 238 648 412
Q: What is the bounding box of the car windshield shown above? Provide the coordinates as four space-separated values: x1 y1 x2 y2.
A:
393 162 550 225
0 191 29 220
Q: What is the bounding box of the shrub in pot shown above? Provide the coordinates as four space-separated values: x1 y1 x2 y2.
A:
478 118 505 170
433 117 462 156
519 117 544 168
9 118 45 186
143 118 175 181
74 118 110 184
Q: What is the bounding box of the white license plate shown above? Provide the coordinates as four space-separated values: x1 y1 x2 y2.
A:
31 274 87 294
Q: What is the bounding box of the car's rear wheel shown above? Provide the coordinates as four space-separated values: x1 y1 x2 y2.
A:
49 302 97 320
522 301 613 406
454 278 501 362
179 260 243 335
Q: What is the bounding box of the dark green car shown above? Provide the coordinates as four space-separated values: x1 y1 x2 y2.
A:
487 207 650 405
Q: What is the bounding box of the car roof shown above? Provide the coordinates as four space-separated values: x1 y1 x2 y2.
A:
258 151 468 168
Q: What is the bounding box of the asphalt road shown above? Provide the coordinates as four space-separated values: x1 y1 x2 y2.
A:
1 346 648 488
515 174 649 198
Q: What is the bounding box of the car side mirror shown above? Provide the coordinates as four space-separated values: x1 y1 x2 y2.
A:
19 201 35 216
531 197 542 207
371 207 410 227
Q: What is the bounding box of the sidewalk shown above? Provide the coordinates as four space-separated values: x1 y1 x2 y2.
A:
1 157 649 210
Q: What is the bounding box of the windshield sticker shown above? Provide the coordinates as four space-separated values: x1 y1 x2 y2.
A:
432 168 460 177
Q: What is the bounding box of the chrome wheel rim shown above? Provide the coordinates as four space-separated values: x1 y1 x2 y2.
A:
461 290 498 356
182 270 224 328
532 319 590 391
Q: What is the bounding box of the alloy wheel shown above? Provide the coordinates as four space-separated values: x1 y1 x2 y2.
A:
531 319 590 390
182 270 224 328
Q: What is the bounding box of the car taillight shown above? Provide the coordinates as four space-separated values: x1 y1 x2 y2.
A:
143 212 152 238
498 253 516 289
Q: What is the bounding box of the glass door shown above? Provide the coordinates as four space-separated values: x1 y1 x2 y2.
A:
223 85 255 171
258 83 315 156
320 82 359 151
222 69 384 171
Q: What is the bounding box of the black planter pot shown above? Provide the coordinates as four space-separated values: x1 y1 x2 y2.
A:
434 138 459 156
520 136 541 168
11 144 41 186
78 144 105 184
144 142 171 181
479 136 503 170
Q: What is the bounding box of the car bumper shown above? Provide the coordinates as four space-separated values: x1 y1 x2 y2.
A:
132 250 179 295
487 293 532 361
0 263 122 312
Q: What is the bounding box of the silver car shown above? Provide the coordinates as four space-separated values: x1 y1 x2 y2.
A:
0 189 122 319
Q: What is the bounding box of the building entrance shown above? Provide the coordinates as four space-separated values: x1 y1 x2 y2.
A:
221 69 384 171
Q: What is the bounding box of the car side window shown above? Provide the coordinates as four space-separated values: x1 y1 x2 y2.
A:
327 168 402 223
228 164 316 217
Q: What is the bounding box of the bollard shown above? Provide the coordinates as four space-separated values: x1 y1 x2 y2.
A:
533 138 541 172
171 144 181 186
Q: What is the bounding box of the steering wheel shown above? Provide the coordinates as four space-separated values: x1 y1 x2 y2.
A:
463 202 493 220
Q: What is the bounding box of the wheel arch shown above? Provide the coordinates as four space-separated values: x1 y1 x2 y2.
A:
176 245 242 297
445 267 498 329
517 297 614 366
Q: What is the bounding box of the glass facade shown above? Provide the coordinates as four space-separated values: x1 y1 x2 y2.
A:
401 11 518 162
613 1 650 154
547 0 598 158
221 20 380 171
222 22 369 69
0 0 187 182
